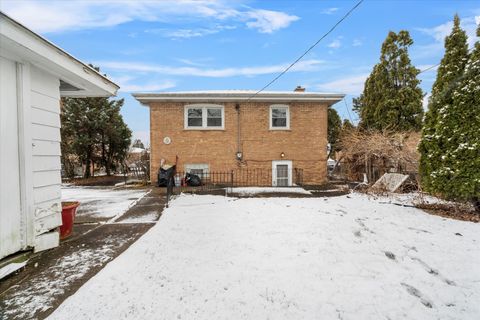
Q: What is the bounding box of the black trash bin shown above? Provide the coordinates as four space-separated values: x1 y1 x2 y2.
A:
157 165 176 187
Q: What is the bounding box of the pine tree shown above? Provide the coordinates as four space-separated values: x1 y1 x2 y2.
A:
354 31 424 131
61 67 132 179
430 22 480 212
328 107 342 158
419 15 469 193
342 119 355 131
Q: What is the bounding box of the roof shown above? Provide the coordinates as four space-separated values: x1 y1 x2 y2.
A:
129 147 147 154
133 90 345 105
0 12 119 97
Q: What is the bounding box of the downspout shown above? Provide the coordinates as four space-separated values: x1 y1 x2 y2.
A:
235 103 242 162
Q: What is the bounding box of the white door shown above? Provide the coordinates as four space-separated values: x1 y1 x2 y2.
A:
272 160 292 187
0 57 23 259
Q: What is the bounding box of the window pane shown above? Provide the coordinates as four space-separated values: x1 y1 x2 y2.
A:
207 108 221 117
207 117 222 127
272 118 287 127
207 108 222 127
187 108 202 127
188 108 202 118
188 118 202 127
272 108 287 118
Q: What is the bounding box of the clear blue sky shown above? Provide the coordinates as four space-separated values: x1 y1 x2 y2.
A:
3 0 479 145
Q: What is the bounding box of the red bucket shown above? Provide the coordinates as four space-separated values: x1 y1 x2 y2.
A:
60 201 80 239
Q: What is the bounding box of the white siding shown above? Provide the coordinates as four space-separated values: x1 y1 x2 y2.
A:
0 57 23 259
30 66 62 249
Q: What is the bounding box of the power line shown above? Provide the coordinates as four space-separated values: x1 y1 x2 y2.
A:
418 47 475 75
418 63 440 74
343 98 354 123
246 0 365 101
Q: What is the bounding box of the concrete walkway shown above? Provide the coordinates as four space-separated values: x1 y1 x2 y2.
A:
0 188 166 320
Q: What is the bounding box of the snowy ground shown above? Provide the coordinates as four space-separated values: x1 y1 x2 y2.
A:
1 186 153 319
49 193 480 319
229 186 312 195
61 185 148 221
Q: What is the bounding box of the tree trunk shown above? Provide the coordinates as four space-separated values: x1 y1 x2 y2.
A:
83 147 93 179
472 197 480 214
84 158 91 179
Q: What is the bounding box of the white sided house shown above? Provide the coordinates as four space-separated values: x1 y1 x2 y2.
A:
0 13 119 260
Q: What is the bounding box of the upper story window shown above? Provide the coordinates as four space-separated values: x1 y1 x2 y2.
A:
184 104 224 130
270 105 290 130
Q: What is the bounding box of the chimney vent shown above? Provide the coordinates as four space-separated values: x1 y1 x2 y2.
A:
294 86 305 92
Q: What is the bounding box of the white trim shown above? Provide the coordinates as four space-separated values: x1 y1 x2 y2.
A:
134 91 345 105
269 104 290 130
184 163 210 178
1 12 118 97
184 104 225 130
16 62 35 249
272 160 293 187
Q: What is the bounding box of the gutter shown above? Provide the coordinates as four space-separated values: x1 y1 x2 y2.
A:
133 93 345 105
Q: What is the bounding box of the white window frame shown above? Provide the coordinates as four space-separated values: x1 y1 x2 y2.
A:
184 104 224 130
184 163 210 178
271 160 292 186
269 104 290 130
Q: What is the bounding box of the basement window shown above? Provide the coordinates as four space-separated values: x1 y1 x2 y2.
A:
270 105 290 130
185 163 210 179
185 104 224 129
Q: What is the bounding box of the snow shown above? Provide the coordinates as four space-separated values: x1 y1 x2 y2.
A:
2 237 132 319
129 147 145 154
0 261 27 280
49 193 480 319
134 90 341 95
116 212 158 224
61 186 148 220
229 187 312 195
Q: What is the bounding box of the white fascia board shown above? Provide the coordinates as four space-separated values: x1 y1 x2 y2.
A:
0 13 119 97
133 92 345 106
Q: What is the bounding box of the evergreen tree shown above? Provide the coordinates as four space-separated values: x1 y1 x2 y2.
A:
419 15 469 193
99 100 132 175
354 31 424 131
328 107 342 158
430 22 479 212
341 119 355 131
61 67 131 178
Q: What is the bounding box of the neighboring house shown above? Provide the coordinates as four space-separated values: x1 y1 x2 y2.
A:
133 89 344 186
0 13 118 260
126 146 149 169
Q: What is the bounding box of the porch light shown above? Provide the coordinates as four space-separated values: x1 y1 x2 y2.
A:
236 152 243 160
280 152 285 158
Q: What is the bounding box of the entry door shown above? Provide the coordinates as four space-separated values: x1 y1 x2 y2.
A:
272 160 292 187
0 57 23 259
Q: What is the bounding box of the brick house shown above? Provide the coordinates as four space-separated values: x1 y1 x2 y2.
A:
133 89 344 186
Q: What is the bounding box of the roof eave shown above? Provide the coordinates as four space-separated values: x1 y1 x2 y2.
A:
132 93 345 106
0 12 119 97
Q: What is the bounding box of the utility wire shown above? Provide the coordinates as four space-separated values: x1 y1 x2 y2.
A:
418 63 440 74
343 98 354 123
246 0 365 101
418 46 475 75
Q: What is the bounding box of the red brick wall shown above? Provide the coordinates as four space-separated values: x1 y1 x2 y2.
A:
149 101 328 185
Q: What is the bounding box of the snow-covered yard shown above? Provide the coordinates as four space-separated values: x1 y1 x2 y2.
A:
230 186 312 195
49 193 480 319
61 185 148 222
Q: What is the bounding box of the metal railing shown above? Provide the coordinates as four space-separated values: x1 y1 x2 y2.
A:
165 168 304 206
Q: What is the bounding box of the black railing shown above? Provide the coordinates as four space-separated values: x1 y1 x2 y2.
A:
164 168 304 206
